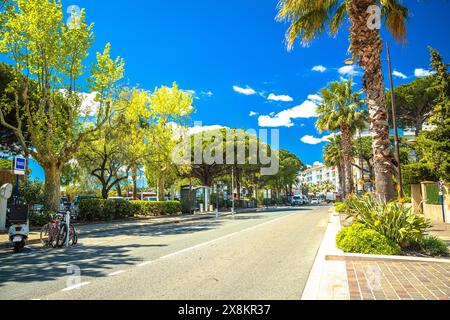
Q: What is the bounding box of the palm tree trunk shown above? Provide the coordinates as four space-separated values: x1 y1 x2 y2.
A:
341 124 355 196
347 0 395 203
338 163 346 197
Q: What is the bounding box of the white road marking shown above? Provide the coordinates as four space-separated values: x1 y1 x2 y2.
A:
137 211 297 267
108 270 126 276
317 219 328 228
137 261 154 267
62 282 91 292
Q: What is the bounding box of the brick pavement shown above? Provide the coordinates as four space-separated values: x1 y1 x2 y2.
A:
346 260 449 300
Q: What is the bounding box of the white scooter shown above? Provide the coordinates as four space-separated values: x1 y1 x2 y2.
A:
7 206 29 253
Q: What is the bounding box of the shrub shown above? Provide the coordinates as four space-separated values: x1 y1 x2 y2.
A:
334 202 346 213
130 201 181 217
344 195 431 248
419 236 449 257
336 224 402 255
78 199 136 222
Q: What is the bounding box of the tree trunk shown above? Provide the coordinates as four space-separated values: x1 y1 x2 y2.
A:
157 175 165 201
347 0 395 203
101 186 109 200
44 162 62 212
131 166 138 200
338 163 346 197
341 124 355 196
116 178 122 197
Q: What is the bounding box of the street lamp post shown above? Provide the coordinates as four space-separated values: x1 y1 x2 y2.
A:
231 167 235 217
386 42 404 200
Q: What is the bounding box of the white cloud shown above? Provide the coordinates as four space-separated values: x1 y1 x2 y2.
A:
189 124 227 135
338 65 362 77
312 65 327 72
307 94 323 105
200 91 213 97
393 70 407 79
414 68 435 78
300 133 335 145
258 100 318 128
233 85 256 96
184 89 196 95
267 93 294 102
249 111 259 117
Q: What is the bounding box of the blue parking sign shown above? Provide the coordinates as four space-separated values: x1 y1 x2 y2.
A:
438 181 443 191
14 157 26 173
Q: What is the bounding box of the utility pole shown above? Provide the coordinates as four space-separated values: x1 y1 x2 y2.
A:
386 42 404 200
231 167 235 217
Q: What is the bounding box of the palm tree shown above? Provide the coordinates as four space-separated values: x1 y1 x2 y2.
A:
316 80 366 197
276 0 408 203
323 135 345 195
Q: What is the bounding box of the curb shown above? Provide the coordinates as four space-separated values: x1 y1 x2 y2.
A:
326 253 450 264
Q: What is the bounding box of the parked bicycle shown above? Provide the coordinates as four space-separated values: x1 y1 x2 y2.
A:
40 209 78 248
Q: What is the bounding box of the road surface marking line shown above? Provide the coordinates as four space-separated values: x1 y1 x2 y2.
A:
108 270 126 276
137 260 154 267
154 212 296 262
62 282 91 292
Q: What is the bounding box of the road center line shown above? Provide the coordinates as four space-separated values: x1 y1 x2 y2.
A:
108 270 126 276
62 282 91 292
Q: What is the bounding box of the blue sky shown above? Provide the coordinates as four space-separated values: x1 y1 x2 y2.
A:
4 0 450 180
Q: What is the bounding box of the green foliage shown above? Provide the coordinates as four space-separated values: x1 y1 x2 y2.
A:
130 201 181 217
0 157 11 170
336 224 402 255
417 48 450 181
417 236 449 257
30 211 52 227
402 162 438 186
334 202 346 213
78 199 136 222
19 179 44 205
344 195 431 248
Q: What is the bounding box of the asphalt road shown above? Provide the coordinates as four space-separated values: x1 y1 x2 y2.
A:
0 206 329 300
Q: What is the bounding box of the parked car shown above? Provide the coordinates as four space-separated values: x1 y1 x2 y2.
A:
144 197 158 202
302 196 310 204
291 195 304 206
311 198 319 205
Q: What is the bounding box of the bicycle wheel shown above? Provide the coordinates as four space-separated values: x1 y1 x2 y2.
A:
56 224 77 247
40 224 57 248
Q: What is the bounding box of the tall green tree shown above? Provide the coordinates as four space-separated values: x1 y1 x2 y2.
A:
417 48 450 181
316 80 366 197
146 83 193 201
0 0 124 211
387 76 438 136
323 135 345 194
276 0 408 203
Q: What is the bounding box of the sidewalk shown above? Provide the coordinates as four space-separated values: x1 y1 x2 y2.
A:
302 209 450 300
0 206 293 249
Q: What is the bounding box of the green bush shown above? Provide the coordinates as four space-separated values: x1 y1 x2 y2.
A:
78 199 136 222
336 224 402 255
344 195 431 248
334 202 346 213
130 201 181 217
418 236 449 257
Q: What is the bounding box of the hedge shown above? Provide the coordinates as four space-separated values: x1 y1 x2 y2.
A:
130 201 181 217
336 224 402 256
78 199 182 221
78 199 137 222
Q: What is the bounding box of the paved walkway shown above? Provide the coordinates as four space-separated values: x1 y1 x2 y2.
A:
303 209 450 300
346 259 449 300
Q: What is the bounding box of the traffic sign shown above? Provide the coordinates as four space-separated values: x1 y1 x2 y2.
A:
13 157 26 175
438 181 443 191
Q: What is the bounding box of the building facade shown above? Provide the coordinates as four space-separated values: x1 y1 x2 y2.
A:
298 162 340 193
